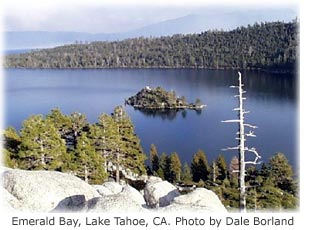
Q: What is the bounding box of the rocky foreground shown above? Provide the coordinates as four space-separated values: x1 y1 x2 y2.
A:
1 167 226 213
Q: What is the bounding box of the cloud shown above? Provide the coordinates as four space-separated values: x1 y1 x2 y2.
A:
3 2 186 33
3 1 298 33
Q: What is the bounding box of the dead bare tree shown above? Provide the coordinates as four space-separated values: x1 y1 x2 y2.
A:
222 71 262 212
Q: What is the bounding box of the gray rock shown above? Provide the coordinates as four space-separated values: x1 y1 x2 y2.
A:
1 187 22 211
87 187 146 212
3 169 100 212
52 195 87 212
122 185 145 206
0 166 12 173
101 182 123 194
92 185 114 196
159 188 227 212
144 177 180 208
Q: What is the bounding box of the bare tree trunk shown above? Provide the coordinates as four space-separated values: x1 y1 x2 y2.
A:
39 139 46 167
84 165 88 184
238 72 246 212
212 161 216 183
222 72 261 213
116 151 120 183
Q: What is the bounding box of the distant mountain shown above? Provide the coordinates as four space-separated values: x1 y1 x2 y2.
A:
5 31 99 50
5 8 297 50
128 9 297 37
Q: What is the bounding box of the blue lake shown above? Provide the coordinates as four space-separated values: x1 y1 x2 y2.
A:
4 69 297 170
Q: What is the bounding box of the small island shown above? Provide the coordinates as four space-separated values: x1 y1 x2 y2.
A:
125 86 206 110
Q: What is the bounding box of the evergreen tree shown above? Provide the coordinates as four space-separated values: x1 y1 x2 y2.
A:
170 152 182 183
73 132 106 184
150 143 160 174
259 163 270 179
191 149 209 182
69 112 88 150
19 115 67 170
216 154 228 181
112 106 146 175
268 152 297 195
159 152 171 181
181 162 193 183
157 168 165 180
46 108 71 136
3 127 21 168
89 113 120 174
245 166 259 185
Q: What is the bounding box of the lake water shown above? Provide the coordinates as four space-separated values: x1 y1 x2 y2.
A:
4 69 297 170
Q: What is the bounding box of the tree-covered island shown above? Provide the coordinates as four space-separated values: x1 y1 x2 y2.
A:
125 86 206 110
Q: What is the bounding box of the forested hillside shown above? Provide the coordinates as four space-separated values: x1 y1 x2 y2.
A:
4 21 297 72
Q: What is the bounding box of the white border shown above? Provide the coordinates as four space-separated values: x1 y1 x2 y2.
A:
1 0 308 229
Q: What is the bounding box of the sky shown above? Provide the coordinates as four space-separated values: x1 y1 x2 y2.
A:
2 0 299 34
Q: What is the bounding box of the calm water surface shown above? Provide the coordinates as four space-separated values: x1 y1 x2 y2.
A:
4 69 297 169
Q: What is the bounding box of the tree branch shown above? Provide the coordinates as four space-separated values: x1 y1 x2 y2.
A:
222 119 241 123
244 123 258 129
221 146 239 151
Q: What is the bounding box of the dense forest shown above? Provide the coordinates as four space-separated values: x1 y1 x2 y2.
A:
3 107 147 184
3 107 298 210
148 145 298 210
4 21 297 72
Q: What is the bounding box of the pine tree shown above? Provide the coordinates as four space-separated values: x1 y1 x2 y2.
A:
19 115 67 170
216 154 228 181
69 112 88 150
191 149 209 182
73 132 106 184
170 152 182 183
112 106 146 176
3 127 21 168
89 113 120 174
181 162 193 183
159 152 171 181
150 143 159 174
268 152 297 195
46 108 71 136
157 168 165 180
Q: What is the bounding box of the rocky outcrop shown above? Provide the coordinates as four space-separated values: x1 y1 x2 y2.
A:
144 176 180 208
2 169 226 213
87 185 146 212
92 181 125 197
2 169 100 212
1 187 22 211
101 182 123 194
92 185 114 196
159 188 227 212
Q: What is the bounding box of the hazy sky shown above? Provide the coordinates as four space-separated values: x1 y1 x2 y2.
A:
3 0 298 33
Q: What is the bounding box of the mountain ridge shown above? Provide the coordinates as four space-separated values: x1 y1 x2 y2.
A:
5 8 296 50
